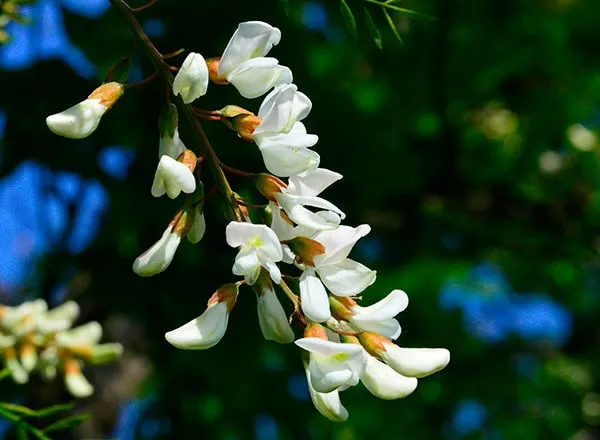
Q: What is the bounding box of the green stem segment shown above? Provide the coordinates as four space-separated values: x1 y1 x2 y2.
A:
109 0 243 222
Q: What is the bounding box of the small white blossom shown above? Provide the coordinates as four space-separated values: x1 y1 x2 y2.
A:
379 344 451 378
225 222 283 285
360 354 418 400
228 57 292 99
151 155 196 199
253 84 312 136
348 289 408 340
173 52 209 104
133 225 181 277
305 365 349 422
46 99 108 139
217 21 281 79
255 275 294 344
295 337 368 393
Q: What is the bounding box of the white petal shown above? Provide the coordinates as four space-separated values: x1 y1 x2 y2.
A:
228 58 292 99
305 367 348 422
318 259 376 296
65 371 94 398
295 337 364 358
276 193 345 231
187 209 206 244
287 168 343 197
151 155 196 199
165 302 230 350
232 248 261 285
350 317 402 340
261 259 282 284
254 122 318 149
381 345 451 378
313 225 371 267
56 322 102 346
352 289 409 320
218 21 281 77
43 301 80 324
256 286 294 344
299 270 331 322
173 52 209 104
133 226 181 277
256 226 284 261
259 144 320 177
255 84 312 135
226 221 269 247
361 355 418 400
158 128 186 159
46 99 107 139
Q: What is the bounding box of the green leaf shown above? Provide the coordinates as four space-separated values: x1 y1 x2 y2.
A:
32 403 75 418
0 403 38 417
364 7 383 49
42 414 89 433
340 0 358 41
383 8 403 44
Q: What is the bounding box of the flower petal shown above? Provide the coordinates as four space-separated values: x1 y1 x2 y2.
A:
318 258 376 296
151 155 196 199
381 345 451 378
165 302 230 350
287 168 343 197
299 270 331 322
46 99 107 139
305 366 349 422
132 226 181 277
256 285 294 344
259 144 320 177
352 289 409 320
173 52 209 104
255 84 312 135
312 225 371 267
350 316 401 340
361 355 418 400
228 58 292 99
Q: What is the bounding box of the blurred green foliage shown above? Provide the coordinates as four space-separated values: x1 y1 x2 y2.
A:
2 0 600 438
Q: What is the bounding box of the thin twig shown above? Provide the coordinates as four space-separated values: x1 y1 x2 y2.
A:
128 0 159 13
126 71 158 88
162 48 185 59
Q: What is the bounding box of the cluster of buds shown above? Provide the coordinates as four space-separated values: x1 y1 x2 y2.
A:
0 300 123 398
44 18 449 421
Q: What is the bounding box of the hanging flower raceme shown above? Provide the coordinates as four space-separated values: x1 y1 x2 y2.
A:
225 221 283 285
173 52 209 104
133 206 205 276
207 21 292 98
0 300 122 398
46 82 124 139
165 283 239 350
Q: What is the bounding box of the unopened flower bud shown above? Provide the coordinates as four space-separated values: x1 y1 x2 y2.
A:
329 296 355 321
165 283 239 350
19 341 38 372
64 358 93 398
231 114 262 141
4 347 28 384
173 52 209 104
46 82 124 139
304 323 328 340
187 203 206 244
217 105 253 119
254 270 294 344
254 173 287 201
56 322 102 347
284 237 325 267
159 103 179 139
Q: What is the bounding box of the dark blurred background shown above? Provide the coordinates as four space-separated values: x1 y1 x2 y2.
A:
1 0 600 438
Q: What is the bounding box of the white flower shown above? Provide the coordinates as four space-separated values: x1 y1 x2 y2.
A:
133 225 181 277
159 128 186 159
173 52 209 104
46 99 108 139
275 168 344 231
253 84 312 136
187 204 206 244
228 58 292 99
299 225 376 322
225 222 283 285
255 122 320 177
217 21 281 79
46 82 123 139
165 284 238 350
295 337 368 393
37 301 80 334
360 354 418 400
255 275 294 344
56 322 103 347
348 289 408 340
305 364 349 422
64 360 93 398
151 155 196 199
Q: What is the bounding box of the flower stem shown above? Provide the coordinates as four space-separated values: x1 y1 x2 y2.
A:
109 0 243 222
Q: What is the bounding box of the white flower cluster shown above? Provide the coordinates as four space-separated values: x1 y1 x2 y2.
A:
0 300 122 398
44 20 449 421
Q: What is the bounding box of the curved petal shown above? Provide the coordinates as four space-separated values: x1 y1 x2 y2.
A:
353 289 409 320
173 52 209 103
46 99 107 139
261 259 282 284
226 222 267 247
133 226 181 277
259 144 320 177
361 355 418 400
151 155 196 199
299 270 331 322
288 168 343 197
255 84 312 135
318 259 376 296
276 194 342 231
256 226 284 261
158 129 186 159
256 286 294 344
381 345 451 378
228 58 292 99
313 225 371 266
232 248 261 284
350 317 401 340
218 21 281 77
305 367 349 422
165 302 229 350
